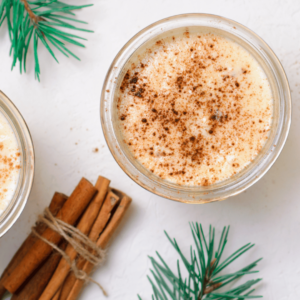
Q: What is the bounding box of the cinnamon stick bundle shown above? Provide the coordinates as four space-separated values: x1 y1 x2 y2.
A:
3 178 97 294
0 176 132 300
0 192 68 299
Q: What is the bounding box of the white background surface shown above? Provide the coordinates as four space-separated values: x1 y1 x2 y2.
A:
0 0 299 299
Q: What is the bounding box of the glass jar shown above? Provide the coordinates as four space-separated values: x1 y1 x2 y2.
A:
0 91 34 237
100 14 291 204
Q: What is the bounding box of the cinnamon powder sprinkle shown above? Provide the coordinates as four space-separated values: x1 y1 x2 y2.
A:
117 31 273 186
0 110 22 214
0 143 21 207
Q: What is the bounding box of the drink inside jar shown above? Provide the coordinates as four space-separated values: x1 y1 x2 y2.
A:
0 111 21 216
117 29 273 186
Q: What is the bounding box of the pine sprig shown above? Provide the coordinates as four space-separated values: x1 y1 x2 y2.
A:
0 0 93 80
139 223 263 300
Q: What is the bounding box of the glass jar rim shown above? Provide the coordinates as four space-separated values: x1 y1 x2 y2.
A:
100 13 291 203
0 91 35 236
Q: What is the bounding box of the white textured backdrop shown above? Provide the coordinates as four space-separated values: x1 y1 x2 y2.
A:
0 0 299 299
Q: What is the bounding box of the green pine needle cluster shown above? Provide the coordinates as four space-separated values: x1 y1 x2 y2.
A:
0 0 93 80
139 223 262 300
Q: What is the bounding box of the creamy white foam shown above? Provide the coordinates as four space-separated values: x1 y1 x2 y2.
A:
118 30 273 186
0 111 21 216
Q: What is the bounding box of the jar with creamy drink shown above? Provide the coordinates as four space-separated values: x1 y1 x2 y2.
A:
0 91 34 237
101 14 291 203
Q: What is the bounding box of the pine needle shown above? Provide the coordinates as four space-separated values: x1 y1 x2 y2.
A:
0 0 93 80
139 224 263 300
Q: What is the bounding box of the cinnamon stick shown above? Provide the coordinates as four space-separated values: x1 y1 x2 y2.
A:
39 176 110 300
11 241 68 300
60 193 132 300
3 178 97 294
58 190 121 300
88 189 120 241
57 260 84 300
52 288 61 300
98 193 132 249
0 193 68 298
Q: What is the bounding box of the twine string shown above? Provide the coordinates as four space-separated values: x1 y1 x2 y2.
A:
32 208 107 296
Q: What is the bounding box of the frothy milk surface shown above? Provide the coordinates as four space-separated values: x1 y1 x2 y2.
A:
0 111 21 216
117 30 273 186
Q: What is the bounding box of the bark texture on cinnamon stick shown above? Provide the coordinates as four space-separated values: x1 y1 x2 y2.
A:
58 189 121 300
3 178 97 294
59 193 132 300
52 288 61 300
39 176 110 300
88 189 120 241
11 241 68 300
44 189 120 300
0 193 68 299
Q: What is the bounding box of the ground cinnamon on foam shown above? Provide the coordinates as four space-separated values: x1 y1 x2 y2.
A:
117 30 273 186
0 149 21 209
0 110 21 213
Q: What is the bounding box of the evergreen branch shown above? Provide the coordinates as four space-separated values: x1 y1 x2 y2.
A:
139 224 262 300
0 0 93 80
